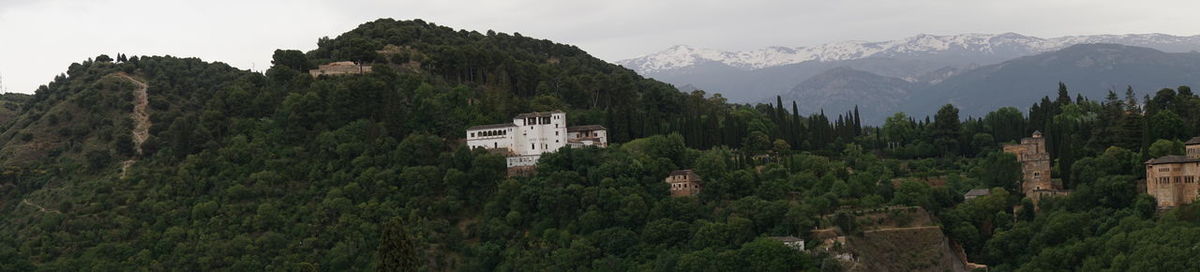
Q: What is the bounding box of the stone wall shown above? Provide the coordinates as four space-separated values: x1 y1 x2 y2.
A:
1003 134 1053 196
1146 161 1200 208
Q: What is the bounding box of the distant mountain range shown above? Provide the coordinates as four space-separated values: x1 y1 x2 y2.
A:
617 33 1200 123
783 44 1200 123
620 33 1200 74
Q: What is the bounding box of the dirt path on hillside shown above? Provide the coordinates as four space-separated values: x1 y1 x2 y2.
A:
114 73 150 177
861 225 942 234
20 199 62 214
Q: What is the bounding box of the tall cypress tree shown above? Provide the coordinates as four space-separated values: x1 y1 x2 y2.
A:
853 105 863 136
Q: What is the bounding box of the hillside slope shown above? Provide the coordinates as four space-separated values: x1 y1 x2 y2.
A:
0 19 820 271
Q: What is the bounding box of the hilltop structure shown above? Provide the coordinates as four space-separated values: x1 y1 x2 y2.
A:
767 236 806 251
308 61 372 77
1144 137 1200 209
664 170 702 197
1002 131 1068 202
465 111 607 168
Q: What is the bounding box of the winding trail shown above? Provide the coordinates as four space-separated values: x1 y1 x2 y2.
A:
20 199 62 214
860 225 942 234
114 73 150 177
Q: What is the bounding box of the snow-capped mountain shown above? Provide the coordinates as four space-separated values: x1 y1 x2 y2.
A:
618 33 1200 74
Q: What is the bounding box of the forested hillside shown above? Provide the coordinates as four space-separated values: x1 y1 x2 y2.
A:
2 18 1200 272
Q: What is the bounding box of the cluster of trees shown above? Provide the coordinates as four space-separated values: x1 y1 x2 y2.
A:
5 18 1200 271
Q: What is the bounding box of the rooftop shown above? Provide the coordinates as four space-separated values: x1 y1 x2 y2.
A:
467 123 517 131
669 169 696 176
1146 155 1200 165
1186 137 1200 145
767 236 804 243
568 125 606 132
321 61 359 67
514 110 565 119
964 189 991 198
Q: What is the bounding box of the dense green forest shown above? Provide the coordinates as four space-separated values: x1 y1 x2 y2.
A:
2 18 1200 271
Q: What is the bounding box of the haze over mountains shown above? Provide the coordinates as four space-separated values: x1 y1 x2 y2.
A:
617 33 1200 123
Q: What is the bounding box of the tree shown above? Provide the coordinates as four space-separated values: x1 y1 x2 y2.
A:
934 104 962 156
86 150 112 171
977 152 1022 192
737 238 812 271
742 131 772 155
1149 110 1189 141
772 139 791 155
271 49 313 71
983 107 1026 144
1148 139 1184 158
377 218 421 272
1055 82 1072 107
95 54 114 62
972 133 996 154
883 112 918 147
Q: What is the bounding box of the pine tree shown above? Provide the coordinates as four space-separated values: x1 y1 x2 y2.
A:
377 218 421 272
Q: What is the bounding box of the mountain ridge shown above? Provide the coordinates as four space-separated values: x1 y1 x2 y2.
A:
619 33 1200 74
769 43 1200 123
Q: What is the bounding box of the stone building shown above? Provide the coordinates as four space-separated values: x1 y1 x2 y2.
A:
1144 137 1200 209
465 111 607 168
963 189 991 200
665 170 702 197
767 236 806 251
566 125 608 148
1002 131 1068 202
308 61 372 77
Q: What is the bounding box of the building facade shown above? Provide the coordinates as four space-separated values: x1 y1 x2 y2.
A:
1144 137 1200 209
1002 131 1068 203
665 170 703 197
465 111 607 167
767 236 806 251
308 61 372 77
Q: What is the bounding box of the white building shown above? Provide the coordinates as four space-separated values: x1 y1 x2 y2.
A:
466 111 607 167
768 236 806 251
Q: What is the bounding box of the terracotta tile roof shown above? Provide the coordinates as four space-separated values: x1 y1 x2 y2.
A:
1146 155 1200 165
567 125 606 132
514 110 564 118
768 236 804 243
467 123 516 130
669 169 695 176
964 189 991 197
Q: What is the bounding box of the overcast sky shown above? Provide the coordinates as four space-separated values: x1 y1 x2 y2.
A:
1 0 1198 93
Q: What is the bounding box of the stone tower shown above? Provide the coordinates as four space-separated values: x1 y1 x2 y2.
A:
1002 131 1053 196
665 170 703 197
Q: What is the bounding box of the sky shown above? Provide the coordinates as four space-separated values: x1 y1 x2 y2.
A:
1 0 1198 93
